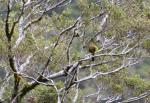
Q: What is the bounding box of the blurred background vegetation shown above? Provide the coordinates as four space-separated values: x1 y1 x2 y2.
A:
0 0 150 102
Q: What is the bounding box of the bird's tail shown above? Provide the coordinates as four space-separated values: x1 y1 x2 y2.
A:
91 53 95 61
92 57 94 61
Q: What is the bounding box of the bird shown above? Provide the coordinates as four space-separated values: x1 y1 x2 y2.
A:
88 39 98 61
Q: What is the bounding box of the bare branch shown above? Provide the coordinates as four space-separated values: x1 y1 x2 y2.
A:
54 17 81 48
24 0 69 30
5 0 11 41
121 90 150 103
10 0 25 36
66 29 77 63
18 54 33 72
76 60 139 83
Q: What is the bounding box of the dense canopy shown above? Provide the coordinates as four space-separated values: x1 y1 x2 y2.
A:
0 0 150 103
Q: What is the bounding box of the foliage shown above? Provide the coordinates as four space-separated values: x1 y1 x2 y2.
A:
124 75 150 96
0 0 150 103
23 85 57 103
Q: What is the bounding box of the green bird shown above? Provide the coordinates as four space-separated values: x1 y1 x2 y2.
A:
88 39 98 61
